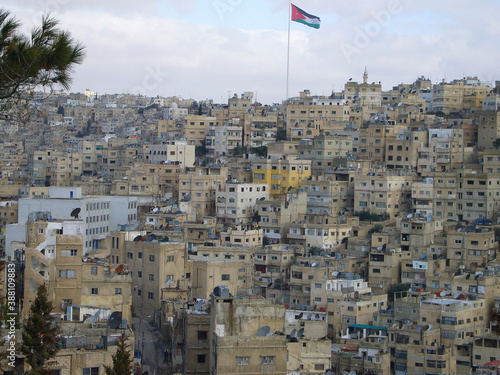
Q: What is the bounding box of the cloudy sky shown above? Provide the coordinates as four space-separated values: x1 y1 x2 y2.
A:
3 0 499 104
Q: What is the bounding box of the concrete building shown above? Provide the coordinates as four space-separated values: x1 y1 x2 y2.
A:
251 156 312 198
22 220 132 323
209 296 287 375
215 182 268 225
354 171 411 219
205 124 243 162
143 141 195 166
368 249 411 293
178 166 228 221
6 187 138 256
184 115 216 146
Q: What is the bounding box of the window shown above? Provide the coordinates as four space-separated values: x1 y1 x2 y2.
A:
148 292 154 299
197 354 206 363
91 267 97 275
167 255 174 262
149 274 154 281
149 255 155 262
237 356 249 365
198 330 208 340
138 252 142 259
222 274 230 281
59 270 76 278
262 356 275 365
115 288 122 295
61 249 78 256
91 288 98 295
82 368 99 375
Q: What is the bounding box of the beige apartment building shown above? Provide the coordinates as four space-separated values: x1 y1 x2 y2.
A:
209 296 287 375
109 232 187 318
401 258 447 289
433 78 490 114
368 250 411 293
255 191 307 244
357 123 407 164
184 114 216 146
446 228 497 271
254 244 298 299
286 103 350 141
23 220 132 323
219 224 263 247
178 166 228 221
385 129 428 170
354 171 412 219
189 255 249 299
302 176 351 217
241 112 279 148
287 221 353 250
205 123 243 161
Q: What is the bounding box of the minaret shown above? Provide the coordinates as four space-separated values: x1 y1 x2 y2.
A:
363 67 368 84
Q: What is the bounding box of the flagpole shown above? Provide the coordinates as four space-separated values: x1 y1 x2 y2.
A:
286 0 291 101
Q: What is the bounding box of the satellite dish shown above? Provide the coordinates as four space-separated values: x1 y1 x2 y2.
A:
454 292 460 299
115 265 125 274
407 214 413 218
166 279 172 287
466 274 471 279
84 310 100 327
133 235 142 242
439 291 446 297
297 328 304 337
377 246 383 251
257 326 271 336
195 300 203 311
290 329 296 338
153 207 159 213
108 311 122 329
70 208 81 219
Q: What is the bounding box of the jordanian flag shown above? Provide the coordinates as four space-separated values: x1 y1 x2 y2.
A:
291 4 321 29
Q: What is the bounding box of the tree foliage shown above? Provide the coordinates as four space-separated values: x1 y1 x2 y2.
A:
492 306 500 336
494 138 500 150
20 283 59 374
104 334 134 375
0 9 85 118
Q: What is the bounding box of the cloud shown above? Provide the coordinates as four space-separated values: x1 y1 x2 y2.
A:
2 0 499 104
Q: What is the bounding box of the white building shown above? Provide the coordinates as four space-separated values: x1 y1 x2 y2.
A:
145 141 195 166
6 187 138 257
216 182 269 225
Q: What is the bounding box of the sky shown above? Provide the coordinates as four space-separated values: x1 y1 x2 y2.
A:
3 0 500 105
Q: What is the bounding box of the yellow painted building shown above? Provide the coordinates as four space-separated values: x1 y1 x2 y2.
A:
251 156 311 197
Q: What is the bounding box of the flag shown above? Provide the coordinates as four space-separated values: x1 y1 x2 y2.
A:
291 4 321 29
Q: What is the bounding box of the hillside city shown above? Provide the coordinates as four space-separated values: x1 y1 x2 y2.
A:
2 70 500 375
